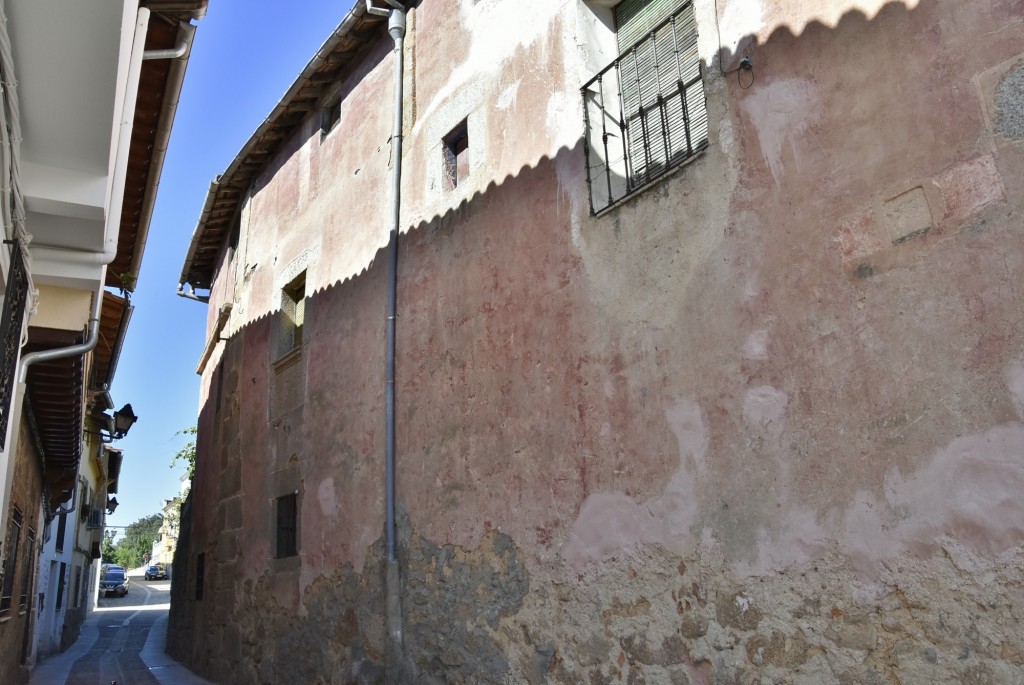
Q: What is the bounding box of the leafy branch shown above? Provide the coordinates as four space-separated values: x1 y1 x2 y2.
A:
169 426 197 479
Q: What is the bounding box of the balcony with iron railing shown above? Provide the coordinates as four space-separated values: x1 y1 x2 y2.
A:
581 1 708 214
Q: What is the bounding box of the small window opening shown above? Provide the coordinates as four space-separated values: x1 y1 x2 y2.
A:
282 271 306 352
228 216 240 252
54 562 66 612
443 119 470 189
55 510 67 552
275 493 298 559
321 97 342 138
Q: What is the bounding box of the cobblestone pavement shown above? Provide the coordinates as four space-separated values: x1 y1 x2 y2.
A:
30 575 215 685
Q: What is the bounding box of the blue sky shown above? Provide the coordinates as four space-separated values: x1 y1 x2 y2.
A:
106 0 349 533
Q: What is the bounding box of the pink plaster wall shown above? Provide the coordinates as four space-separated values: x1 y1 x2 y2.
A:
182 0 1024 679
198 0 1024 583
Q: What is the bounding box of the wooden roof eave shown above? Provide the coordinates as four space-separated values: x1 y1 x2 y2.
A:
179 2 412 292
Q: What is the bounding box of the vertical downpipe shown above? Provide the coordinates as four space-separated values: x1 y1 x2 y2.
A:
384 6 407 683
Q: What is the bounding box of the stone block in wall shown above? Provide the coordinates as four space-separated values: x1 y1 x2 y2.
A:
881 186 932 244
220 494 242 531
271 352 305 419
215 530 239 563
219 453 241 499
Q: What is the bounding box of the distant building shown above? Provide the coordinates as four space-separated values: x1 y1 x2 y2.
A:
174 1 1024 683
0 1 207 682
151 476 190 569
33 445 122 659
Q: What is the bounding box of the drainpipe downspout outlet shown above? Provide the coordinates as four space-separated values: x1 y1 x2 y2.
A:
388 10 406 40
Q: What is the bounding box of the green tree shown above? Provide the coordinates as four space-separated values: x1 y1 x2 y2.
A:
113 513 163 569
169 426 197 479
101 530 117 564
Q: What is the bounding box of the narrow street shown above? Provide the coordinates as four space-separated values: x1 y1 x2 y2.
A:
30 572 213 685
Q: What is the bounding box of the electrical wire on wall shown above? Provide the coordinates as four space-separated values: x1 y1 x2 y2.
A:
713 0 755 89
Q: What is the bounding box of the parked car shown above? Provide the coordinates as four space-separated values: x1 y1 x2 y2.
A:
100 568 129 597
144 564 167 580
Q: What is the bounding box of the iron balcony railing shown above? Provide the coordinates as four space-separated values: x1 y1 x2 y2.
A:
582 1 709 214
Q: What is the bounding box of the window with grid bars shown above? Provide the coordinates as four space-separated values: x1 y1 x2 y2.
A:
55 562 66 612
0 240 28 449
275 493 298 559
19 528 34 612
276 271 306 359
0 508 22 612
55 511 67 552
582 0 708 213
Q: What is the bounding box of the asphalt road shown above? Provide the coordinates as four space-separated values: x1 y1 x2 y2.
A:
97 576 169 608
30 576 213 685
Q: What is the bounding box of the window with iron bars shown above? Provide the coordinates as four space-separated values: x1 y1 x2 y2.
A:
582 0 708 214
19 528 35 612
275 493 298 559
0 239 29 449
1 508 23 612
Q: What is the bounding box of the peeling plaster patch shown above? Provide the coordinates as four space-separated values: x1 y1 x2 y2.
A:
570 376 1024 580
554 149 586 250
664 397 708 475
734 508 831 577
1007 358 1024 421
742 385 788 436
741 330 770 360
495 79 521 111
560 492 660 569
739 420 1024 579
935 155 1005 221
562 398 707 571
418 0 564 132
718 116 736 155
838 210 885 263
841 423 1024 575
994 61 1024 140
545 91 575 142
741 78 819 187
742 272 760 300
317 477 337 516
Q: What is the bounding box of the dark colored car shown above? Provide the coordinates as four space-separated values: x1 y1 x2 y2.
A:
144 564 166 580
100 569 129 597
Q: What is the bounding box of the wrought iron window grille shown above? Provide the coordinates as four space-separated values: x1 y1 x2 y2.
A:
0 239 29 449
275 492 298 559
0 508 23 612
581 1 709 215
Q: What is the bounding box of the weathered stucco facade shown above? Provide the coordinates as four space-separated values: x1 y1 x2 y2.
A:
0 422 42 685
173 0 1024 682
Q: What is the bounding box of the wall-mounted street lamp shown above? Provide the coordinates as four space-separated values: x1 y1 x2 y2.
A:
91 403 139 443
111 403 138 438
107 496 119 514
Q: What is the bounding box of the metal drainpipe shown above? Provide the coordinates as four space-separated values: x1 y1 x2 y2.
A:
385 8 405 566
368 1 407 679
367 0 406 566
